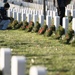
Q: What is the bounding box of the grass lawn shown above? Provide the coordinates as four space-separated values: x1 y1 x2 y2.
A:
0 30 75 75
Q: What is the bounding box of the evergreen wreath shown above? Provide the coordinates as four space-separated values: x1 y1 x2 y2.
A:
26 21 34 32
45 25 55 37
15 22 23 29
32 21 41 32
38 24 48 35
55 26 65 39
60 28 74 44
20 21 28 30
10 20 18 29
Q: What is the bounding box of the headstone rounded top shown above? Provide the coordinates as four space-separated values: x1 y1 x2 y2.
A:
30 66 47 72
29 66 47 75
1 48 10 50
63 17 68 19
0 48 11 52
12 56 26 62
72 18 75 20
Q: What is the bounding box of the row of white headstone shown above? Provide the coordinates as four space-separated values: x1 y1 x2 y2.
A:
67 4 75 10
7 7 75 34
9 3 75 16
7 8 57 27
0 48 47 75
9 2 75 11
9 7 75 18
8 6 71 18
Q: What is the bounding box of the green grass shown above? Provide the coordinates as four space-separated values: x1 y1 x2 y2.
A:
0 30 75 75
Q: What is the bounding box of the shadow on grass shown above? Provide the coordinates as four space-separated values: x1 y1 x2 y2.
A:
48 69 69 72
0 40 5 43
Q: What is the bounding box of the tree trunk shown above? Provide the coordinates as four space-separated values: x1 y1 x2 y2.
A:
65 0 71 6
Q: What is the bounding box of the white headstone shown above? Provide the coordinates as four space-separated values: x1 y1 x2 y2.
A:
13 11 17 20
27 14 32 23
50 5 53 10
36 10 38 15
30 10 33 15
41 10 43 15
65 9 70 16
29 66 47 75
11 56 26 75
54 16 60 30
53 11 58 18
22 13 26 21
47 10 50 15
24 9 26 14
46 6 47 11
63 17 69 34
17 12 21 22
39 15 44 26
26 10 28 15
21 9 24 14
29 10 31 14
71 9 75 18
33 10 36 15
33 14 38 24
38 10 41 15
72 18 75 34
10 8 13 12
46 15 51 28
13 8 17 12
0 48 11 75
50 11 53 19
71 5 74 10
8 10 13 17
